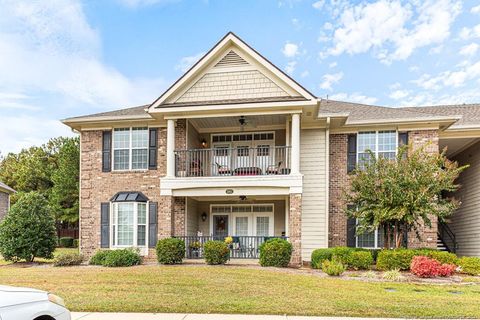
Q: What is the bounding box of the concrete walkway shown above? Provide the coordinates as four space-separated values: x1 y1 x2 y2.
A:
70 312 431 320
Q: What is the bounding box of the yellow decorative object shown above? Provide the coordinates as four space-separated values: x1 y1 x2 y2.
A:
224 236 233 244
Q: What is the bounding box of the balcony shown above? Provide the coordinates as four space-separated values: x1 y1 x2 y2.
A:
174 146 291 177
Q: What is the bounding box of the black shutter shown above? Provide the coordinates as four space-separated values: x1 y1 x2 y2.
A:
398 132 409 159
148 202 158 248
148 128 158 170
102 131 112 172
100 203 110 248
346 204 357 248
402 229 408 248
347 134 357 173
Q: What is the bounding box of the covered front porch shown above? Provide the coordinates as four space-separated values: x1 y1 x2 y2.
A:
178 195 289 259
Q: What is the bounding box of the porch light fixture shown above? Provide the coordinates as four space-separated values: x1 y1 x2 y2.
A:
201 139 207 148
239 195 247 201
201 212 207 222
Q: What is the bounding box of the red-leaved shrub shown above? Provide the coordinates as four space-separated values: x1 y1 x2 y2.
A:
410 256 456 278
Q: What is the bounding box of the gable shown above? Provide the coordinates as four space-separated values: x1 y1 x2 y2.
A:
150 32 315 109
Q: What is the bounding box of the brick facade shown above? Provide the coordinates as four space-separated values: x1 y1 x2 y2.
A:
288 193 302 266
79 120 186 259
328 130 440 249
0 192 9 221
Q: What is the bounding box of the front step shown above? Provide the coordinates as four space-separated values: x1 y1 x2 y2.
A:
437 237 448 251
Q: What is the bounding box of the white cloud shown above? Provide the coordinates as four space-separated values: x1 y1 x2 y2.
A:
389 89 410 100
329 62 337 68
319 72 343 90
409 65 420 72
300 70 309 78
412 60 480 90
115 0 179 8
329 92 378 105
291 18 302 30
285 61 297 74
312 0 325 10
324 0 461 64
459 43 480 56
459 25 480 40
282 42 299 58
471 5 480 14
175 52 205 73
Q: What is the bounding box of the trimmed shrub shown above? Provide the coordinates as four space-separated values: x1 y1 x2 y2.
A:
377 249 416 271
411 256 441 277
437 263 456 277
156 238 185 264
0 192 57 262
89 250 111 265
347 250 373 270
73 239 79 248
204 240 229 265
382 269 403 281
331 247 354 265
102 249 141 267
458 257 480 276
54 252 83 267
321 259 345 276
259 238 292 267
59 237 74 248
311 248 333 269
423 250 458 265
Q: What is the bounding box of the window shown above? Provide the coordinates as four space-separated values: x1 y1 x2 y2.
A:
256 145 270 156
235 217 249 236
356 225 385 249
113 127 148 170
112 202 148 247
256 216 270 236
357 130 397 168
211 204 274 237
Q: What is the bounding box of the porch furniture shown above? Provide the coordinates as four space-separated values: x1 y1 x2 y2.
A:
266 161 283 175
233 167 262 176
215 162 232 176
188 159 203 177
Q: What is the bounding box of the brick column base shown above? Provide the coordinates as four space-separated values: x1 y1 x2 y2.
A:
173 197 186 236
408 215 438 249
289 193 302 267
158 195 173 239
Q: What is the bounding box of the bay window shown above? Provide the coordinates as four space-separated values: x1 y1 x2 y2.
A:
113 127 149 170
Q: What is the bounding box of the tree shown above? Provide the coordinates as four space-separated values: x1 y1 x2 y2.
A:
0 192 57 262
345 144 468 249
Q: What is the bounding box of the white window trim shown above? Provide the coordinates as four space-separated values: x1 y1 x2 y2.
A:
355 224 382 249
110 201 149 255
112 127 149 171
209 204 275 237
211 131 276 146
357 130 398 163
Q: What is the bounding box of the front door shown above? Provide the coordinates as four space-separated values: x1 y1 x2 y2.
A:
213 215 229 239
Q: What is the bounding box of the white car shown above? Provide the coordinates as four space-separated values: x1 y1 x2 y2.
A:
0 285 70 320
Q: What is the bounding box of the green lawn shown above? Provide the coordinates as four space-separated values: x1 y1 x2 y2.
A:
0 265 479 318
0 247 78 265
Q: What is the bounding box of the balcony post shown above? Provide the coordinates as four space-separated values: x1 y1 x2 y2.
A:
291 113 300 175
167 119 175 177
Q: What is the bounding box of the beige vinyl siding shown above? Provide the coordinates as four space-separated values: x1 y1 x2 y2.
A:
187 121 201 149
450 141 480 257
300 128 328 261
186 198 199 236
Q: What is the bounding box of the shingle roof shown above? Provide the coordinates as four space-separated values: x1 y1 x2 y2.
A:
318 99 452 124
402 104 480 128
63 105 150 122
0 181 15 194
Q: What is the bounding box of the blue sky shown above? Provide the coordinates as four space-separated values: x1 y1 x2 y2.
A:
1 0 480 153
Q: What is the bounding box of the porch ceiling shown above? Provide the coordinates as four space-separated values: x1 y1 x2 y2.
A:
440 137 480 157
187 195 286 202
190 114 287 131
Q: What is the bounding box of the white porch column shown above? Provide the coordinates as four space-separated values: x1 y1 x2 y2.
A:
166 119 176 177
291 113 300 175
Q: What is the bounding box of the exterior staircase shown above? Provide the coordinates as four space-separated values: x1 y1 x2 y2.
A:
436 235 448 251
437 221 457 253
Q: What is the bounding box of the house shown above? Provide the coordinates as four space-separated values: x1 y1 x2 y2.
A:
0 181 15 221
62 32 480 264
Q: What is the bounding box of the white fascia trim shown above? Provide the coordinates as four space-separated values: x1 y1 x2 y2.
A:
344 116 460 126
445 124 480 131
62 114 153 124
317 113 350 118
160 175 303 196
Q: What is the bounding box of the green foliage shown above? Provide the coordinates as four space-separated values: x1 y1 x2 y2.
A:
377 249 416 271
311 248 333 269
419 250 458 265
73 239 79 248
102 249 141 267
259 238 292 267
54 252 84 267
321 259 346 276
59 237 74 248
89 250 110 265
347 250 374 270
382 269 403 281
0 192 57 262
345 144 467 248
331 246 355 265
204 240 229 265
156 238 185 264
458 257 480 276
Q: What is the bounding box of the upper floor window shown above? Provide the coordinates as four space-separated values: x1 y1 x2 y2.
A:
357 130 397 167
113 127 148 170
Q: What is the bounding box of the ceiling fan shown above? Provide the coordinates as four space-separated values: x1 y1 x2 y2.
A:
238 115 256 131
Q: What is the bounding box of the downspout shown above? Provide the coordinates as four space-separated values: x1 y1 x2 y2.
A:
325 117 330 248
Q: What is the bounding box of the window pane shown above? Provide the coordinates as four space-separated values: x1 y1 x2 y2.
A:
357 231 375 248
378 131 396 152
132 128 148 148
113 128 130 149
117 203 134 246
114 150 129 170
235 217 248 236
137 225 146 246
138 203 146 224
132 149 148 170
379 152 396 160
256 216 269 236
358 132 376 152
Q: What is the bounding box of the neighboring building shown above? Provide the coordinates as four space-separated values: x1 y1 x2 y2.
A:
62 32 480 264
0 181 16 221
